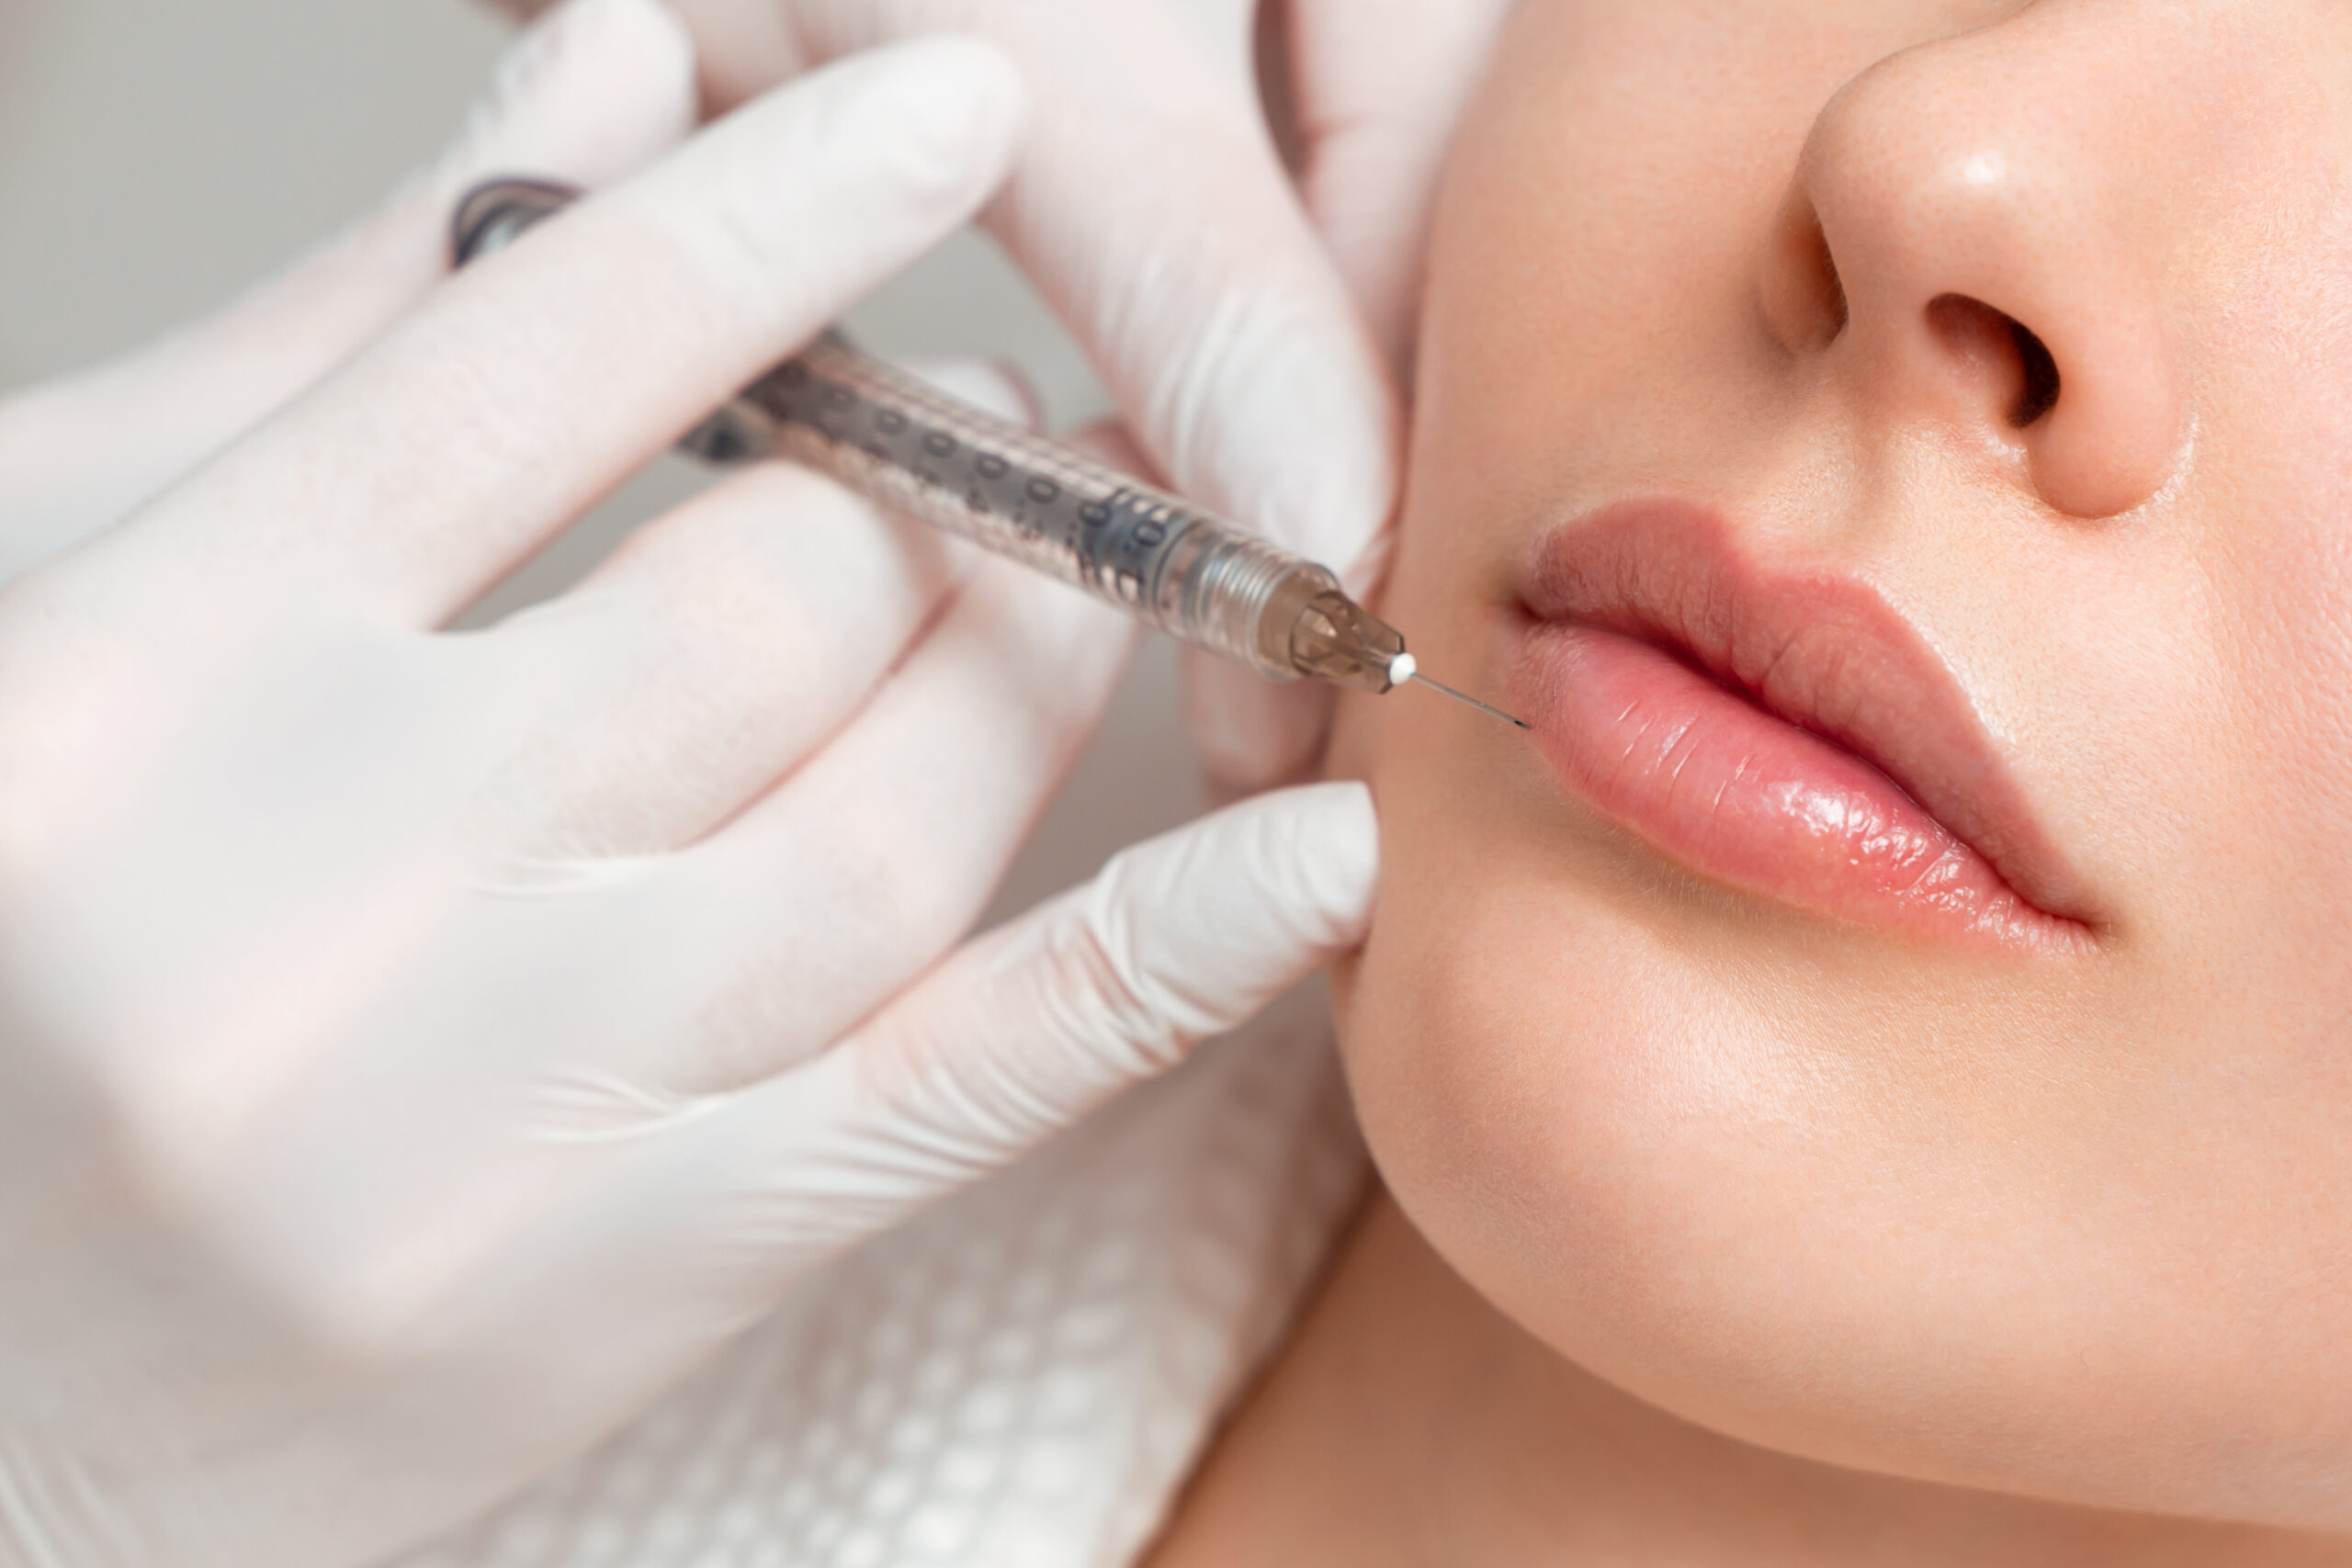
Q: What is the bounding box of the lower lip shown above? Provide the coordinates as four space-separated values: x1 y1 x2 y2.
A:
1517 623 2066 948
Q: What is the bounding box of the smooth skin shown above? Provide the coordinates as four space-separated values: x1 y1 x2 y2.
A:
1156 0 2352 1561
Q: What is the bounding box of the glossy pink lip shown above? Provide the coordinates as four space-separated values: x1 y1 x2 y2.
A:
1510 500 2093 951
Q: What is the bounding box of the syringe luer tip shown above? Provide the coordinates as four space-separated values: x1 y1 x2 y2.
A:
1273 581 1526 728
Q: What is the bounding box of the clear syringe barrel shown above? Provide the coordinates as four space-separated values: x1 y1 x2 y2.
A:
448 177 1407 694
687 337 1402 692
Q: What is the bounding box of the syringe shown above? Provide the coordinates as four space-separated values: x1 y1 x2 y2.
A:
451 179 1526 727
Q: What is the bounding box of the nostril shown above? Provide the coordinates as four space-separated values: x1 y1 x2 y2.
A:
1925 293 2062 431
2007 320 2060 428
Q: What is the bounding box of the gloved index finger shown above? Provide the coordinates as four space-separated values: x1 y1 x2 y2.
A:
1005 49 1401 595
785 6 1399 592
1287 0 1517 368
771 5 1400 792
112 36 1028 631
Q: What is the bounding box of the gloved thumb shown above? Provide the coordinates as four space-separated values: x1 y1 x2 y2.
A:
691 782 1379 1259
0 0 695 577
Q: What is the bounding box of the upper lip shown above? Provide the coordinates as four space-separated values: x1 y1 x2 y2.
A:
1512 498 2093 927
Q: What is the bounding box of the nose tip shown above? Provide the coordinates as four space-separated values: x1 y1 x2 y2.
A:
1764 43 2184 520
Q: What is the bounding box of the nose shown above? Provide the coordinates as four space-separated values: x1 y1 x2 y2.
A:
1758 6 2185 519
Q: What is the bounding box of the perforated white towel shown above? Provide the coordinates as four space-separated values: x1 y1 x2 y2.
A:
393 987 1362 1568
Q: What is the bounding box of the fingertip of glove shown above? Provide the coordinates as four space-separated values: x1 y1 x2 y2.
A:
1254 780 1381 946
836 35 1031 202
451 0 697 191
571 0 697 68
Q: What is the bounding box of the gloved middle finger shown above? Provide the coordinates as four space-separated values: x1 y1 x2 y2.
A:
465 460 967 862
465 358 1038 859
601 557 1136 1095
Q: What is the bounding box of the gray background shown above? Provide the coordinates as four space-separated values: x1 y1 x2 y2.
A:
0 0 1203 918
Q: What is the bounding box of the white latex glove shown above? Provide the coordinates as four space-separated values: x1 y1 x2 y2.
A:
493 0 1515 791
0 5 1380 1565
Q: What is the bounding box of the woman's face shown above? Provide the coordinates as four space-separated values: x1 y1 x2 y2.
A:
1331 0 2352 1527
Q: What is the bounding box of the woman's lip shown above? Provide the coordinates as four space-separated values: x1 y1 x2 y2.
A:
1509 499 2093 950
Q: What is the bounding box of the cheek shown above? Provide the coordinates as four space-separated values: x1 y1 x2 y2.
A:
2205 385 2352 974
2099 201 2352 1073
1340 831 1713 1314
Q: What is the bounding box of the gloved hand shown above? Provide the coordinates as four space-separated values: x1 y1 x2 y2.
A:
492 0 1515 792
0 5 1380 1566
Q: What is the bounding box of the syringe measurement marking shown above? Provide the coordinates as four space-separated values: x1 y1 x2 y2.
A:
771 355 1172 611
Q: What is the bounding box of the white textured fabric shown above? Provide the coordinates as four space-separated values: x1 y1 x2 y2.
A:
394 988 1361 1568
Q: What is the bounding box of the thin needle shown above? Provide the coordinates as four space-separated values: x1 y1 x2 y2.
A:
1409 672 1532 729
1386 651 1531 730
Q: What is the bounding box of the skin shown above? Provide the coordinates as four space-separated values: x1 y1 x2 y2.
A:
1151 0 2352 1558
